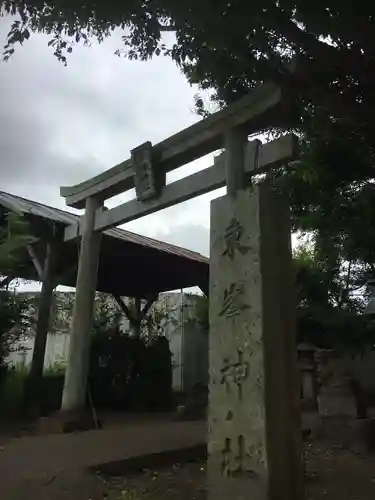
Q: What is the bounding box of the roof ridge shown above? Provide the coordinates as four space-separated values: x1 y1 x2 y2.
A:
0 190 208 263
0 189 80 219
115 226 207 259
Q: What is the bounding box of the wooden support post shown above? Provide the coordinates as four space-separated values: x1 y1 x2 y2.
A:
27 240 57 414
114 294 158 338
141 295 157 318
61 196 102 413
114 295 135 322
132 297 142 338
27 244 44 280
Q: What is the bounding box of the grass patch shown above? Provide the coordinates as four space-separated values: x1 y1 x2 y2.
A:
0 365 27 418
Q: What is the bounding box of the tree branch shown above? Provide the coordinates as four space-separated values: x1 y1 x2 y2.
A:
0 276 14 289
140 293 158 321
27 244 44 280
113 295 135 323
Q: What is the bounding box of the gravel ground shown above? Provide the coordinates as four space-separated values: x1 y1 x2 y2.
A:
2 417 375 499
95 443 375 500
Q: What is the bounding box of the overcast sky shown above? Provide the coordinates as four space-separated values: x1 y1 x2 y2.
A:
1 18 298 297
0 17 225 270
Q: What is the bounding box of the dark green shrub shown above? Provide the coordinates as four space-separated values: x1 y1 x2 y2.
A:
0 366 27 419
89 332 172 412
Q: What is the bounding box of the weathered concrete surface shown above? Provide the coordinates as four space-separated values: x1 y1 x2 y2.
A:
208 185 302 500
0 417 205 499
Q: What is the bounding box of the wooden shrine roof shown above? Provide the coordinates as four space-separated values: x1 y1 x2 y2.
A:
0 191 208 297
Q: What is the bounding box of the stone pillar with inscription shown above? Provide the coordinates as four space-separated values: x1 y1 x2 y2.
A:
208 183 303 500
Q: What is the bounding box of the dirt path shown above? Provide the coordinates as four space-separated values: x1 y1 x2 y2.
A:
0 419 205 500
306 444 375 499
99 444 375 500
1 417 375 499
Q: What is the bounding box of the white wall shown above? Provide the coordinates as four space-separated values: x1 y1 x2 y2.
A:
181 322 208 390
7 332 70 369
154 291 209 393
7 291 209 393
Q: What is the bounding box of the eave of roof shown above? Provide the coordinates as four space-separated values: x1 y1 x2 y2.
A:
0 191 209 297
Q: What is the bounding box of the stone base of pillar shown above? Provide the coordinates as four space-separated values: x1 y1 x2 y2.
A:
37 409 102 435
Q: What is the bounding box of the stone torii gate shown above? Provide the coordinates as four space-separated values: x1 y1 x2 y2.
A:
60 82 302 500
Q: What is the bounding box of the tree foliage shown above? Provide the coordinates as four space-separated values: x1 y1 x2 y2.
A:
0 211 35 276
293 244 374 350
185 294 209 335
2 2 375 141
281 136 375 261
141 303 171 343
271 131 375 320
0 289 30 364
183 249 375 350
0 212 34 365
92 294 122 337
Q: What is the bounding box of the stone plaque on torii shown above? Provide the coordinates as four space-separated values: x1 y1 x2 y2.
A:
60 82 303 500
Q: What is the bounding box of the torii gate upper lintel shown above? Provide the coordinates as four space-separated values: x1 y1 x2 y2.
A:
61 82 297 243
60 82 282 209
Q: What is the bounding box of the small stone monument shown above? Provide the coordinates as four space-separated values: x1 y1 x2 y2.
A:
318 371 357 418
298 342 318 412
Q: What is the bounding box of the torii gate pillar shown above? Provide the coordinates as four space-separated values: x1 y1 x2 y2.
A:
61 196 102 414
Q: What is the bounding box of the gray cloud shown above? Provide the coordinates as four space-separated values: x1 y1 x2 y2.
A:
0 17 218 259
0 20 199 187
154 223 210 257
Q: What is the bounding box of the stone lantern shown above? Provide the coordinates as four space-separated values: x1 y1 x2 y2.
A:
298 342 318 411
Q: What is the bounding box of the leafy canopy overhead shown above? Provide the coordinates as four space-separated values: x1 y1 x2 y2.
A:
1 2 374 125
2 1 375 169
